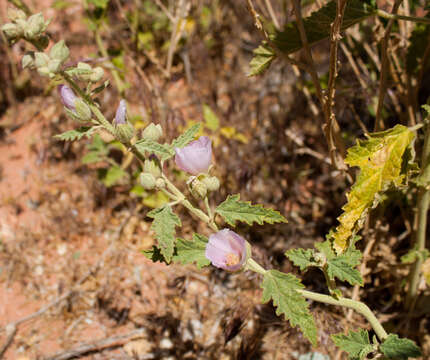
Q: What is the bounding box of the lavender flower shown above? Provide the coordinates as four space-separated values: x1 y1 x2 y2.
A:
58 85 76 110
175 136 212 175
205 229 248 271
114 99 127 125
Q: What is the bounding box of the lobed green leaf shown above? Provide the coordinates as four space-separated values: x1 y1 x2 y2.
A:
261 270 317 345
248 44 276 76
215 194 287 227
172 233 210 269
54 126 95 141
285 248 317 271
326 255 363 286
171 123 201 149
135 139 175 161
380 334 422 359
331 329 373 360
147 206 181 262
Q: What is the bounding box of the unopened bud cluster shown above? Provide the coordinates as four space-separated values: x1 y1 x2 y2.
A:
140 157 164 190
65 62 104 83
113 100 135 143
2 9 49 49
25 40 70 78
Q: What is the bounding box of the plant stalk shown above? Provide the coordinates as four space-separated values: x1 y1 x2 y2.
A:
376 9 430 24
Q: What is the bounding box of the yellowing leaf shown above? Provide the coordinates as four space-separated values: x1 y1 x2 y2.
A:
332 125 415 253
220 126 249 144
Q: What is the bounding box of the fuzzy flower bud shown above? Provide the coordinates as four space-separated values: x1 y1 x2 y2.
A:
144 158 161 178
205 229 249 272
2 23 23 40
113 100 134 143
74 98 92 122
22 53 35 69
202 176 220 192
90 67 104 83
58 85 77 110
140 172 156 190
34 52 49 68
142 123 163 142
175 136 212 175
49 40 70 64
190 178 207 199
7 8 27 22
24 13 48 39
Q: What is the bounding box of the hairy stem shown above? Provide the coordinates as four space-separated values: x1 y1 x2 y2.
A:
406 113 430 308
247 258 388 341
376 9 430 24
298 289 388 341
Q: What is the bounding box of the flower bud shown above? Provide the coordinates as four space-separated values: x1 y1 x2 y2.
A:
34 52 49 68
190 178 207 199
205 229 249 272
140 172 156 190
22 53 35 69
58 85 77 110
144 158 161 178
175 136 212 175
115 124 135 143
2 23 23 40
37 66 50 77
114 100 127 125
202 176 220 192
47 58 62 73
74 98 92 122
7 8 27 22
24 13 48 39
49 40 70 64
142 123 163 142
90 67 104 82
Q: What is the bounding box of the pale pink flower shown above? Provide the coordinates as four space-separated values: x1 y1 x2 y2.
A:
175 136 212 175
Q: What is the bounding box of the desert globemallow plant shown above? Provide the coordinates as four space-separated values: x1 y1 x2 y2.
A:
2 4 428 359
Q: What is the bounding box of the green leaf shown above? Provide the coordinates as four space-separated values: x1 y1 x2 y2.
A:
401 248 429 264
81 151 103 164
285 248 317 271
172 233 210 269
147 206 181 262
171 123 201 148
215 194 287 227
331 329 374 360
326 254 363 286
54 127 94 141
380 334 422 359
271 0 376 56
248 44 276 76
261 270 317 345
203 104 219 131
88 0 109 9
134 139 175 161
101 165 126 187
331 125 415 252
406 23 430 74
142 246 168 264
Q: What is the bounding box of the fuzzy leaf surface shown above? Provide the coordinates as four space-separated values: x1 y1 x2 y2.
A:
261 270 317 345
327 254 363 286
171 123 201 149
215 194 287 227
135 139 175 160
380 334 422 359
54 127 94 141
285 248 317 271
172 233 210 269
147 206 181 262
249 44 276 76
331 329 373 360
331 125 415 252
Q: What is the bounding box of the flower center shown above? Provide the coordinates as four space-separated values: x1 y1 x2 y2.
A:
225 252 240 267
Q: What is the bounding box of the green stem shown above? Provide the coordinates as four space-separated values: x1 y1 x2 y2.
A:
298 289 388 341
246 258 388 341
406 116 430 308
162 174 218 232
376 9 430 24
